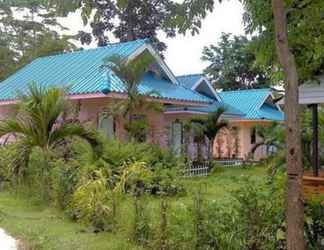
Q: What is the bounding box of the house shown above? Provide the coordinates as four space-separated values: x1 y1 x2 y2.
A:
0 39 284 160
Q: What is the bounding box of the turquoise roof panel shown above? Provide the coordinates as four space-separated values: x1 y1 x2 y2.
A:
165 101 244 117
218 88 284 121
192 102 244 116
176 74 203 89
0 39 211 104
258 103 284 121
0 39 146 101
139 73 212 103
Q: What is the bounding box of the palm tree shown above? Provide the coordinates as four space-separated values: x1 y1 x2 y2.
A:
102 52 163 142
186 108 227 162
249 122 285 159
0 83 103 180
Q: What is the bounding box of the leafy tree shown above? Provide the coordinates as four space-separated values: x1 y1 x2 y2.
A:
51 0 179 53
242 0 324 82
202 33 271 90
0 83 103 180
0 45 17 82
102 52 163 142
185 108 227 161
0 1 76 81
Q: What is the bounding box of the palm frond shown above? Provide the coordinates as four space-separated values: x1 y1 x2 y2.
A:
103 52 154 94
0 117 32 138
10 139 33 179
205 108 227 140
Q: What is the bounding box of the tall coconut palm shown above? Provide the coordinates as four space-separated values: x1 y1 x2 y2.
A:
186 107 227 162
102 52 163 142
0 83 103 179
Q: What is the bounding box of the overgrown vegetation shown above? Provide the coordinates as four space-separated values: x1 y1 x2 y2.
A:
0 85 323 250
1 165 323 250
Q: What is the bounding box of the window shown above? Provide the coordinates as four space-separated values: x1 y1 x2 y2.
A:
251 127 256 144
98 113 115 139
171 121 183 155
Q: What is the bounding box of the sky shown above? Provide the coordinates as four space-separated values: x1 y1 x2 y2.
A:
58 1 245 76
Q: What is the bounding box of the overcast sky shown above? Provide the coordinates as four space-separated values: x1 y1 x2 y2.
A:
58 1 245 76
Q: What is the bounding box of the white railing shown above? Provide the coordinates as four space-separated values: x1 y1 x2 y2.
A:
183 161 210 177
215 159 244 167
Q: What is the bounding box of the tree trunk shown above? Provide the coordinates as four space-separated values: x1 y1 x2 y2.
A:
271 1 305 249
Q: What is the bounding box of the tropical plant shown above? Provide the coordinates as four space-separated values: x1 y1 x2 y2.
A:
71 168 113 232
249 122 285 158
185 108 227 161
102 52 163 142
0 83 103 181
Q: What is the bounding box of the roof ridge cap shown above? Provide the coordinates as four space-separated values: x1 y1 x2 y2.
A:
33 39 147 60
219 88 270 94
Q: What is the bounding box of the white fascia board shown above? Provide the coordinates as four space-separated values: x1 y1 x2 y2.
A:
191 77 221 102
128 43 179 85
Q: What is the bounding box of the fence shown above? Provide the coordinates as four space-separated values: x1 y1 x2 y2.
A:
215 159 244 167
183 161 210 177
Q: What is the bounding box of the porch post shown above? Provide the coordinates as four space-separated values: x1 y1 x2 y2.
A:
312 103 319 177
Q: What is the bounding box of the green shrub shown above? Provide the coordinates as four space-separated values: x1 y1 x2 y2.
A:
50 159 81 209
102 140 185 196
0 144 16 183
231 178 285 250
102 140 184 170
71 168 113 232
166 202 193 250
132 196 151 246
304 198 324 250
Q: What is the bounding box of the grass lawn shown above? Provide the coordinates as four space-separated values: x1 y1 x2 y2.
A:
0 166 267 250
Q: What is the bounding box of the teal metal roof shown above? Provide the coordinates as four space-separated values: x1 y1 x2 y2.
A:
176 74 203 89
258 103 285 121
108 72 212 103
0 39 211 104
165 101 244 117
218 89 284 121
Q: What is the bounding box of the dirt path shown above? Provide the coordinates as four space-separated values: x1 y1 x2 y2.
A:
0 228 17 250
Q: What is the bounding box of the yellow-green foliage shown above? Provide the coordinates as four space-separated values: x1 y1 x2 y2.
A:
72 169 112 231
114 161 152 194
71 161 153 231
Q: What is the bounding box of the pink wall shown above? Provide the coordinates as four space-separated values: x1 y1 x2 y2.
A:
213 120 272 160
0 98 272 161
